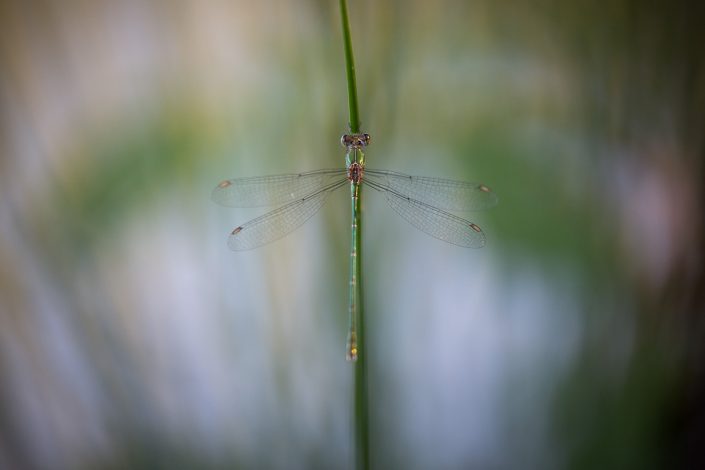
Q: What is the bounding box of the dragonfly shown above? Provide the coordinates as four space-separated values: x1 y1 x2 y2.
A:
212 133 498 360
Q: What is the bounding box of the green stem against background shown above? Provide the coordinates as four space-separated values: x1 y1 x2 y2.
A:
350 178 368 470
339 1 369 469
340 0 361 133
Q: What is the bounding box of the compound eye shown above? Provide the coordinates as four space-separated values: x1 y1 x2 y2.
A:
341 134 351 147
363 134 371 145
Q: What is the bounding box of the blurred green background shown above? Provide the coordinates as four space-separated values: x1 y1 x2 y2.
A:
1 0 703 468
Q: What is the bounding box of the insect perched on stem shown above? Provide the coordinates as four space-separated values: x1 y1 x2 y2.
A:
212 133 498 360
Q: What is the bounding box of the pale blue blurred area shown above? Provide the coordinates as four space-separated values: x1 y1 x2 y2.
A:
1 0 704 469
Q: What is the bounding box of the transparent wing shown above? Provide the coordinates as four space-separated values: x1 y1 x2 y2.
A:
365 180 486 248
364 168 498 212
227 179 348 251
212 168 347 207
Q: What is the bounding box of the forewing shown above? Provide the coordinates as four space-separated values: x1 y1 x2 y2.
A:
365 169 498 212
212 169 346 207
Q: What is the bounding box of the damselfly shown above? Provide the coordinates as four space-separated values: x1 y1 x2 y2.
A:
212 134 498 359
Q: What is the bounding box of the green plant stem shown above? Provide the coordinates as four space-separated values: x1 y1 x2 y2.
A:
339 0 361 133
351 179 369 470
339 1 369 469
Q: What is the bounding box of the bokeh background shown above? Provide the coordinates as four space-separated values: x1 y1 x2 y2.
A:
1 0 704 468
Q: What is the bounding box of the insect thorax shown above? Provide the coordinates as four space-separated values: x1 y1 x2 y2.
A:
347 162 364 184
342 133 370 169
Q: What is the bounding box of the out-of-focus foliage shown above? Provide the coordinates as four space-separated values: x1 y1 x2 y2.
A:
1 0 703 469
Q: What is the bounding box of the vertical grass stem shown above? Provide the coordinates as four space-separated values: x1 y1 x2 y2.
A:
339 1 369 469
